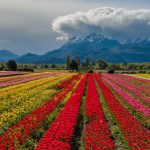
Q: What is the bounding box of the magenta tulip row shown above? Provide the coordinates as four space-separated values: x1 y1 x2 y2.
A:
103 74 150 104
106 74 150 95
103 77 150 116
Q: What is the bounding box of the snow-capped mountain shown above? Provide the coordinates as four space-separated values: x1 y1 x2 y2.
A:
62 33 120 49
2 33 149 64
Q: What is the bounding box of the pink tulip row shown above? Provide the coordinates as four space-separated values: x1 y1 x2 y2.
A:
119 74 150 89
84 74 115 150
0 72 64 88
35 74 88 150
95 74 150 149
0 74 81 150
121 74 150 93
103 74 150 104
0 71 26 77
103 77 150 116
107 74 150 96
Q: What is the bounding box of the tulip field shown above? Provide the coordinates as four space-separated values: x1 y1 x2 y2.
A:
0 72 150 149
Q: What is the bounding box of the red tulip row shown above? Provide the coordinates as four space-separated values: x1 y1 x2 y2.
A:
95 74 150 149
54 74 80 89
84 74 115 150
35 74 88 150
0 74 82 150
0 72 64 88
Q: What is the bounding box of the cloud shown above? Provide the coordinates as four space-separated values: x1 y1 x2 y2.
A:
52 7 150 41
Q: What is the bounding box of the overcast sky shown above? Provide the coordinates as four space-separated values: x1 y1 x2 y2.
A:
0 0 150 55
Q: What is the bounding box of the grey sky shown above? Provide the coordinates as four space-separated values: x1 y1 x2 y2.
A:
0 0 150 55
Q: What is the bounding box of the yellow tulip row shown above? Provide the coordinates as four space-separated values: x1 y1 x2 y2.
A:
0 73 67 104
0 73 76 134
135 74 150 78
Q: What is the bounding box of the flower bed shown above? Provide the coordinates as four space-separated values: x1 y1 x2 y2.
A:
35 74 87 150
95 74 150 149
84 74 115 149
103 75 150 116
0 74 81 149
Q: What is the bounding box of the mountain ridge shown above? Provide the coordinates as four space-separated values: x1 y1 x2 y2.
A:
0 50 19 62
0 33 150 63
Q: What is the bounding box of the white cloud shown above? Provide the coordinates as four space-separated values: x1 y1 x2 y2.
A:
56 33 69 41
52 7 150 41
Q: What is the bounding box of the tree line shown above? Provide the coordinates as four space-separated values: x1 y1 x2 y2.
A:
0 57 150 73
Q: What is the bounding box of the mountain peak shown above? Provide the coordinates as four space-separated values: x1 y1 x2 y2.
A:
62 33 119 49
68 33 114 42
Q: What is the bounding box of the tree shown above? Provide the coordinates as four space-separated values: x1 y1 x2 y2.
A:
51 64 56 68
143 64 150 70
108 63 120 70
75 55 80 69
81 63 86 67
44 64 48 68
0 63 5 70
66 54 71 70
69 59 78 70
96 59 108 70
126 64 138 70
85 58 90 69
76 56 80 66
6 60 17 71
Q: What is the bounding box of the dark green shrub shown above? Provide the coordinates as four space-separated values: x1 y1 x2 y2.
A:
88 70 93 73
18 68 34 72
108 69 115 74
6 60 17 71
130 71 136 74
